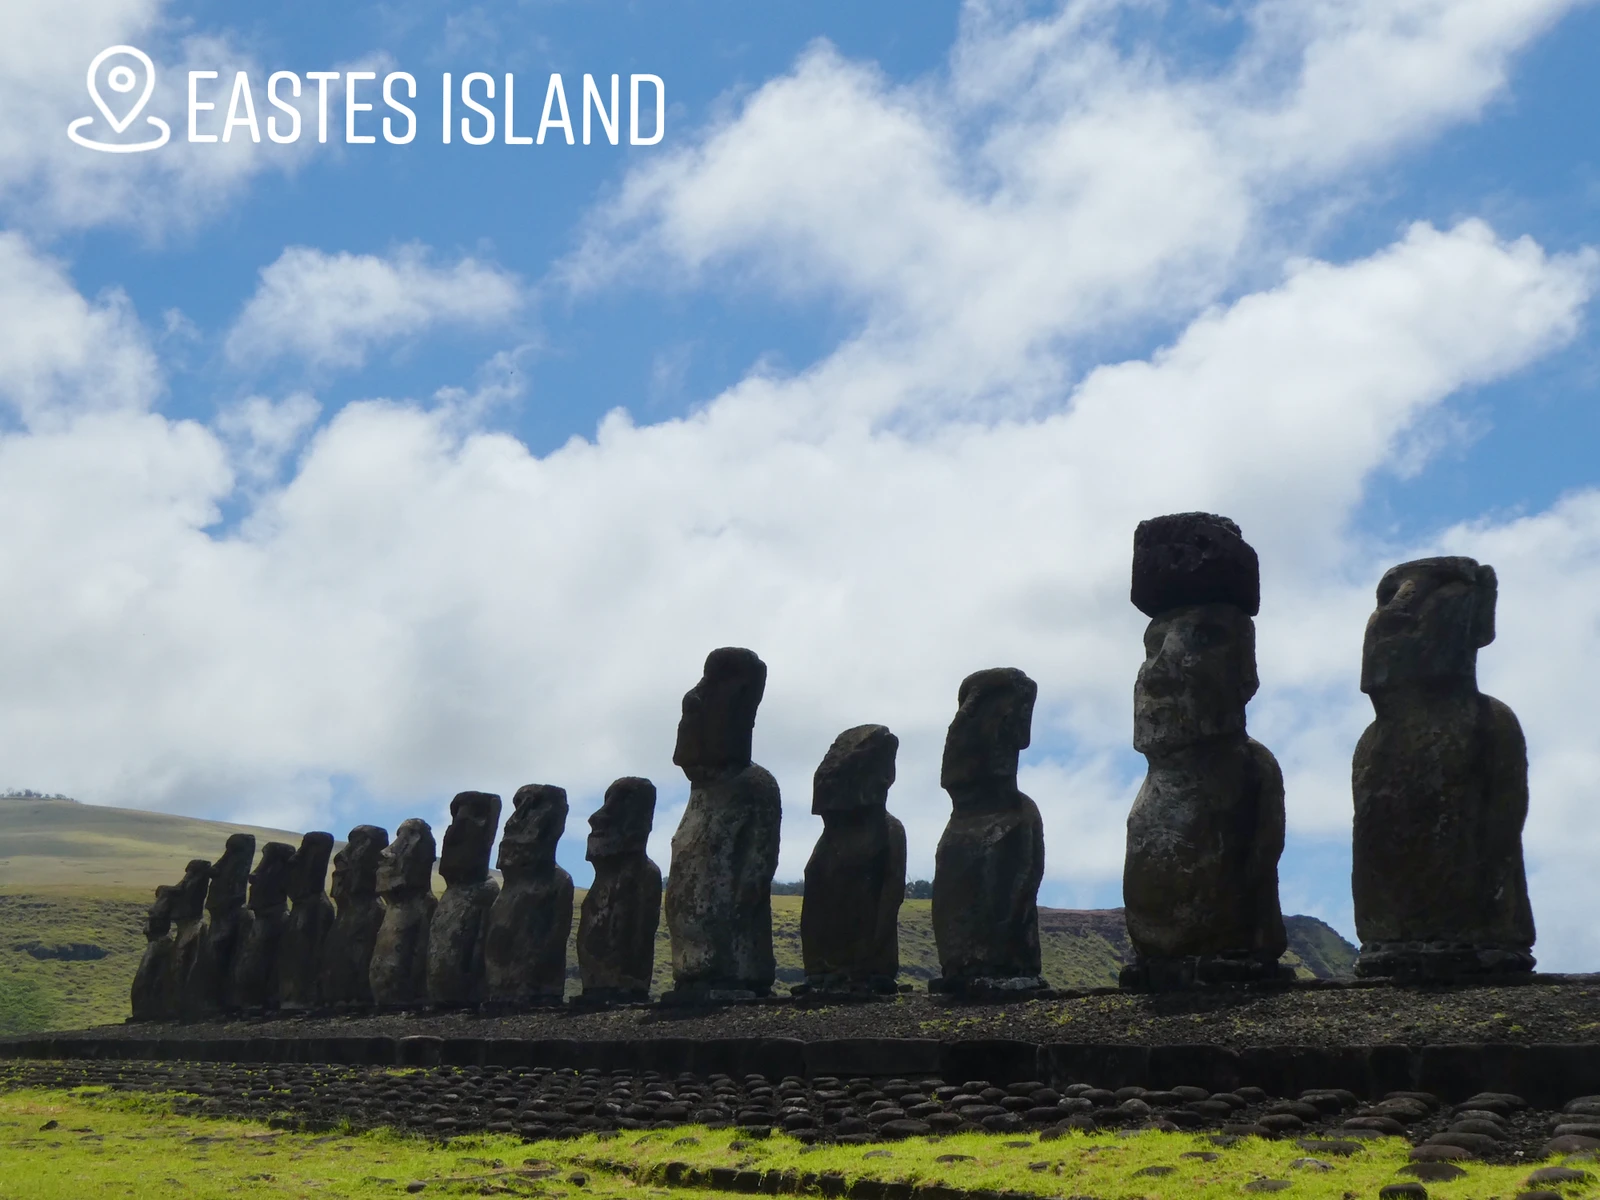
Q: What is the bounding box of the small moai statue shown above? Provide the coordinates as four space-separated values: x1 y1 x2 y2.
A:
130 884 178 1022
316 825 390 1008
484 785 574 1007
577 777 662 1002
1352 556 1535 978
427 792 502 1008
170 858 212 1021
370 818 438 1007
663 647 782 999
188 833 255 1018
277 831 336 1010
931 668 1047 994
230 842 295 1011
1121 513 1291 990
800 725 906 993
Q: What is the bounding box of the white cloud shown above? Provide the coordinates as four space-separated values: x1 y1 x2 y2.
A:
215 391 321 483
224 245 524 370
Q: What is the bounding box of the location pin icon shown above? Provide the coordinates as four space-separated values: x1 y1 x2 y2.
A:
86 45 156 135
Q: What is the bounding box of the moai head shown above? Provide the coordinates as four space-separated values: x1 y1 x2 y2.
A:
248 842 295 913
144 885 176 941
172 859 212 921
497 785 567 878
1360 556 1497 696
672 647 767 785
377 818 436 900
940 668 1037 809
206 833 255 916
586 777 656 861
439 792 501 886
330 825 390 907
1130 513 1261 756
287 832 335 903
813 724 898 817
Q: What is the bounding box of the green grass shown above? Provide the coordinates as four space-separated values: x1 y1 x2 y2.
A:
0 1086 1581 1199
0 889 149 1036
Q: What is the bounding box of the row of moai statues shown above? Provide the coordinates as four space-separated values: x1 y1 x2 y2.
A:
131 511 1536 1015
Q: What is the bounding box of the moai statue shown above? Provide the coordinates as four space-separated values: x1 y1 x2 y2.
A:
663 647 782 999
277 831 336 1010
427 792 502 1008
370 818 437 1007
1352 556 1535 978
188 833 255 1017
317 825 391 1007
170 858 212 1021
800 725 906 993
931 669 1047 994
577 777 662 1002
1121 513 1290 990
130 885 178 1022
231 842 295 1011
484 785 573 1006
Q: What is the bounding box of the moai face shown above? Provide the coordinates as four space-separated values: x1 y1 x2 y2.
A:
497 785 567 877
144 885 175 941
813 725 898 816
1361 557 1496 695
586 777 656 860
940 668 1037 808
287 832 335 902
439 792 501 885
672 647 767 785
1132 603 1258 755
377 818 436 899
172 859 212 921
206 833 255 915
330 825 389 906
248 843 295 912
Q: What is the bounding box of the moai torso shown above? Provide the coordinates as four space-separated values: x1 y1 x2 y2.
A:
278 832 336 1010
319 825 390 1007
578 777 662 1000
131 885 178 1022
231 842 294 1011
427 792 501 1007
801 725 906 990
485 785 573 1004
188 834 254 1018
370 818 437 1007
663 647 781 996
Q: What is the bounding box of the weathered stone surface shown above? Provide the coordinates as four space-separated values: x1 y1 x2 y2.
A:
278 832 335 1010
485 785 573 1005
800 725 905 991
1352 556 1535 979
427 792 502 1008
230 841 294 1011
664 648 781 996
578 777 661 1000
187 834 255 1018
169 858 211 1020
1123 515 1287 990
130 885 178 1021
319 825 390 1007
370 818 437 1007
932 668 1045 989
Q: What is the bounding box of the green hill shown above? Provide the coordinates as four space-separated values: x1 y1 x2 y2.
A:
0 795 1355 1035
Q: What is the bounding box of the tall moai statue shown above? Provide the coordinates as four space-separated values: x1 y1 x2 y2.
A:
318 825 391 1007
931 669 1047 994
577 777 662 1002
131 884 178 1022
171 858 212 1020
277 832 336 1010
1352 556 1535 978
231 842 294 1011
800 725 906 993
663 647 782 999
1121 513 1290 990
427 792 502 1008
485 785 573 1006
370 818 437 1007
188 833 255 1017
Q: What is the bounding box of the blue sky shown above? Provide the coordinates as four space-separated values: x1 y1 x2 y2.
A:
3 0 1599 965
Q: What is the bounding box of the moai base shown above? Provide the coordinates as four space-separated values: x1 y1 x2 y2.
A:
1120 513 1292 992
187 833 254 1019
576 777 661 1004
1352 556 1535 981
484 785 573 1008
931 668 1048 999
130 885 178 1022
318 825 390 1008
797 724 906 996
370 818 437 1008
427 792 502 1009
662 647 781 1003
230 842 294 1012
278 832 336 1011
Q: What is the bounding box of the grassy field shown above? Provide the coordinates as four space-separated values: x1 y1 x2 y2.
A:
0 1085 1574 1200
